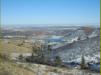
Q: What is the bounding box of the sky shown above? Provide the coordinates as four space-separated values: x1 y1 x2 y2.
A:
1 0 100 27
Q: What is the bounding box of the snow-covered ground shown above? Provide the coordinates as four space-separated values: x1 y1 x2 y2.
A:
52 28 100 63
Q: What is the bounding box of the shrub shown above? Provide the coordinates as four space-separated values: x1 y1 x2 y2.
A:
0 53 10 61
54 56 62 66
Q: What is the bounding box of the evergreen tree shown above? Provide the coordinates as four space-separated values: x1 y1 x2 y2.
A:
80 55 86 69
54 56 62 66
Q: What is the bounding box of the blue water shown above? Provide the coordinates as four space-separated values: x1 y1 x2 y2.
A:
47 38 64 42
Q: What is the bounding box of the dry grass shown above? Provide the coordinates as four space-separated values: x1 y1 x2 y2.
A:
0 39 32 53
0 59 35 75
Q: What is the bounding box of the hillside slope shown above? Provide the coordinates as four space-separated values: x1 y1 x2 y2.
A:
0 60 35 75
53 36 100 62
0 40 32 53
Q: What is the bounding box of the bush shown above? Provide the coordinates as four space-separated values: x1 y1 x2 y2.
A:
54 56 62 66
18 54 24 62
52 68 58 73
0 53 10 61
